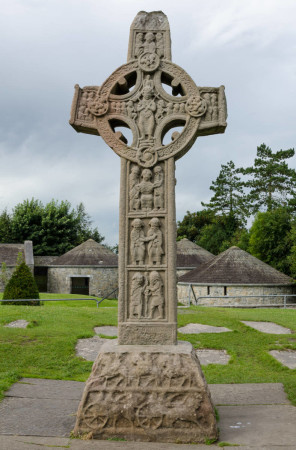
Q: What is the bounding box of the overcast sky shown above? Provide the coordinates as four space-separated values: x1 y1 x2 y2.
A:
1 0 296 245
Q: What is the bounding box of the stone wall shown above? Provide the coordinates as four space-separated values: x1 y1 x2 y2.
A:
178 283 296 306
48 266 118 298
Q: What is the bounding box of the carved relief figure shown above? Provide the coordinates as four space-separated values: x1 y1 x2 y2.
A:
155 99 166 123
126 100 137 120
145 271 164 319
146 218 164 265
137 79 156 140
137 169 154 211
130 272 145 318
130 219 145 264
135 32 144 57
153 165 164 210
203 93 212 121
129 165 141 211
155 32 164 57
211 93 218 121
143 32 156 53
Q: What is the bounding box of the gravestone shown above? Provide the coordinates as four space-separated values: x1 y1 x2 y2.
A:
70 11 227 443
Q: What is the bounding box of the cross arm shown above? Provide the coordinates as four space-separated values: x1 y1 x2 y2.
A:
69 84 101 136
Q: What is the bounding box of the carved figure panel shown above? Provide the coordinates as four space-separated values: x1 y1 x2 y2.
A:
128 270 165 320
129 163 165 212
129 217 165 266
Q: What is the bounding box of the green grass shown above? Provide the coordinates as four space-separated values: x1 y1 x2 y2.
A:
0 295 295 406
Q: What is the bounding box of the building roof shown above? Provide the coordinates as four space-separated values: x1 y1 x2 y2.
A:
0 241 34 266
52 239 118 266
0 243 25 266
178 246 294 285
176 238 214 268
34 256 59 267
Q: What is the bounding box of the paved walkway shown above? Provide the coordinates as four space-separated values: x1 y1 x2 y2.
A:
1 378 295 449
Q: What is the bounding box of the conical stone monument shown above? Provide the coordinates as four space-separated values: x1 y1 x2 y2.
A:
70 11 227 443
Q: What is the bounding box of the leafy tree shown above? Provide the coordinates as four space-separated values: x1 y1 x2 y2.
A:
248 208 293 275
1 199 104 255
201 161 248 222
239 144 296 213
2 261 40 306
287 221 296 279
177 210 214 242
197 213 244 255
0 209 12 243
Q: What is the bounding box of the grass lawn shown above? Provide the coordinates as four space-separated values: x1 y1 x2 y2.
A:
0 293 295 405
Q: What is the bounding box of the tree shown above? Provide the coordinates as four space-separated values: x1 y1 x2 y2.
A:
248 208 293 275
2 198 104 255
0 209 12 243
287 221 296 279
201 161 248 222
197 214 244 255
239 144 296 213
2 261 40 306
177 210 214 242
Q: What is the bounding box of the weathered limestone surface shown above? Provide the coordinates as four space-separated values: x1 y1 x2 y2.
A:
73 340 217 443
70 10 227 443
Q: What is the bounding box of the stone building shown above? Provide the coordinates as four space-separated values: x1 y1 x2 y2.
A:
0 241 34 291
47 239 118 298
176 238 214 279
178 246 296 306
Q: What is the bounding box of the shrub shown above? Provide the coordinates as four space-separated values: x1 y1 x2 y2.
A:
2 262 40 306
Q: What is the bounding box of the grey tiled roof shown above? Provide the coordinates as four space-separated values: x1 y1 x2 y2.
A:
176 238 214 268
52 239 118 266
179 246 294 285
0 243 25 265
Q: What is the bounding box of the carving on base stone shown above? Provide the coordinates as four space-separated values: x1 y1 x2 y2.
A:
73 341 218 443
70 9 227 444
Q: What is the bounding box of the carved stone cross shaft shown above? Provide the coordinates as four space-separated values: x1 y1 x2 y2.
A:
70 11 227 345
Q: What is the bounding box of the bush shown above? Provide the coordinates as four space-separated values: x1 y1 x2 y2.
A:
2 262 40 306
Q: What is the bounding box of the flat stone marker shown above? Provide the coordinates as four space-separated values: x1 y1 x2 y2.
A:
196 349 230 366
94 325 118 336
178 323 232 334
209 383 290 405
218 404 296 447
75 336 110 361
4 320 29 328
241 321 292 334
269 350 296 369
69 9 227 444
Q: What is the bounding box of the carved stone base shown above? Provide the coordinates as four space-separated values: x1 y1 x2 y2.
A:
73 340 218 443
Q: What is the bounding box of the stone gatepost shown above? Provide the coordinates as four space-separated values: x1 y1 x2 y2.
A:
69 11 227 443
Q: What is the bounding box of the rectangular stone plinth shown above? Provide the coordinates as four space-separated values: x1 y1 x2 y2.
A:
118 322 177 345
73 340 218 443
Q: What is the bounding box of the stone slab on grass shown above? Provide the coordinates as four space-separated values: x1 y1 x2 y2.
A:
241 321 292 334
209 383 290 405
196 349 230 366
218 405 296 447
269 350 296 369
4 320 29 328
76 336 109 361
0 397 78 436
5 378 84 400
0 435 70 450
94 325 118 336
178 323 232 334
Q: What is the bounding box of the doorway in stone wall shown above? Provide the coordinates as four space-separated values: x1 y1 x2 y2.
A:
71 277 89 295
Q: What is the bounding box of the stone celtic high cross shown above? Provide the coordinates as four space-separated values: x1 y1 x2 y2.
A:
70 11 227 443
